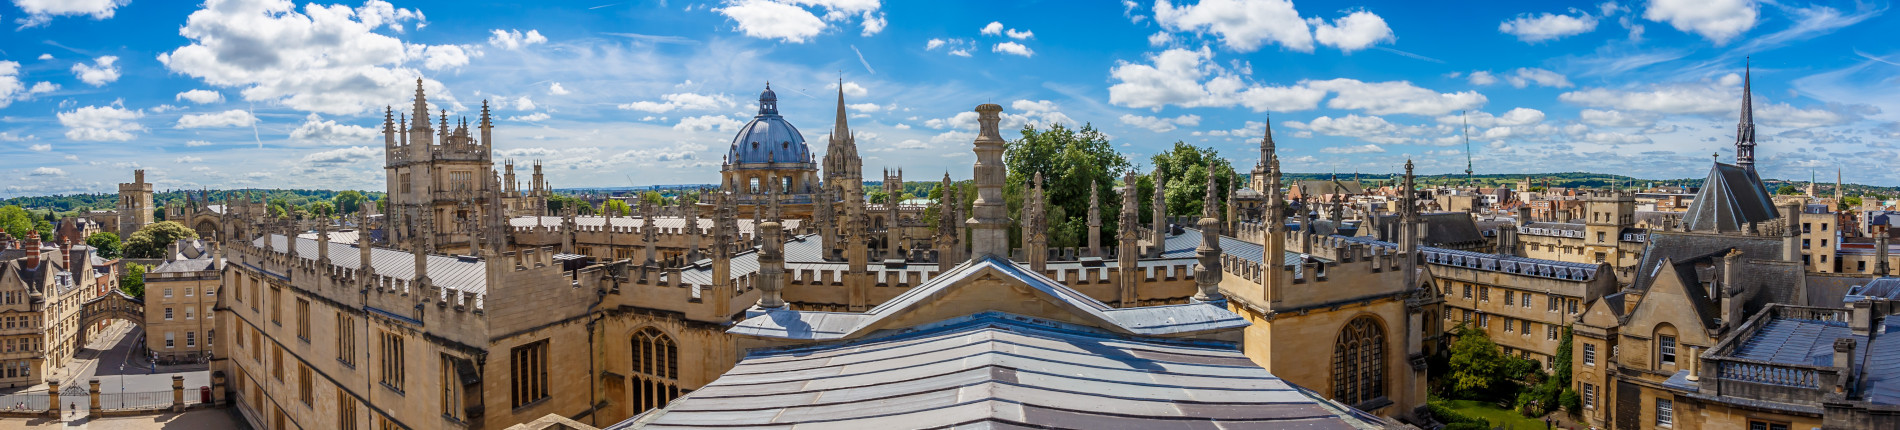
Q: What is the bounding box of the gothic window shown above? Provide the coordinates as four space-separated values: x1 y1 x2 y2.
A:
632 327 682 414
1330 316 1386 407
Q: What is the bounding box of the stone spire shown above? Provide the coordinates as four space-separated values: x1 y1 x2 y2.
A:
934 173 962 265
884 168 903 260
1087 180 1102 257
1736 60 1758 173
1025 172 1048 272
479 100 492 145
682 192 701 261
1400 159 1420 292
1150 167 1167 258
756 182 786 309
1263 152 1285 304
1118 171 1141 306
825 78 864 195
1251 116 1275 191
1193 171 1224 302
967 104 1010 259
410 78 430 132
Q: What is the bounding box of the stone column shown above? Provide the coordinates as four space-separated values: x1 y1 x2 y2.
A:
88 379 100 411
967 104 1010 259
47 380 58 415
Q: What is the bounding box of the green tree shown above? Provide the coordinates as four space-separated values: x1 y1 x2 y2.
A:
601 199 633 217
307 201 335 218
1448 325 1507 395
866 190 888 205
1149 141 1237 218
0 206 34 240
87 232 122 260
333 190 367 215
1777 184 1800 195
121 263 146 298
640 191 666 207
1004 123 1132 248
32 220 52 241
124 221 201 259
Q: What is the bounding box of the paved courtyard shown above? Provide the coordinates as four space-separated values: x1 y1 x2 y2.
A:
0 321 237 429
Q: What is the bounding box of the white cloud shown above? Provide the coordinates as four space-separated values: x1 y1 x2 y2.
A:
186 140 215 147
1118 114 1202 132
1306 78 1487 116
1107 47 1326 112
28 82 56 94
12 0 129 29
487 29 547 49
674 115 744 133
290 113 376 145
301 146 381 165
28 144 51 152
1310 10 1394 52
1321 144 1385 154
508 95 536 111
548 82 570 95
618 92 737 113
1154 0 1312 52
1504 67 1573 88
828 81 868 97
1148 32 1175 47
1643 0 1758 45
29 167 66 177
716 0 879 43
421 44 472 70
36 54 51 60
1005 28 1034 40
0 61 23 108
992 42 1034 57
1579 109 1659 127
924 38 974 57
176 89 224 104
175 156 204 164
159 0 446 115
981 21 1003 36
176 109 257 128
57 105 143 141
508 112 550 122
1467 70 1499 86
1559 82 1732 114
1583 131 1653 145
1439 108 1546 128
1499 9 1599 42
71 55 120 86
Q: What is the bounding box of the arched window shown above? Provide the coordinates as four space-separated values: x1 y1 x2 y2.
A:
632 328 681 414
1331 316 1386 406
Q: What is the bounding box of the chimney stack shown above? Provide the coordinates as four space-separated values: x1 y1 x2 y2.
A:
1834 338 1858 394
24 233 40 268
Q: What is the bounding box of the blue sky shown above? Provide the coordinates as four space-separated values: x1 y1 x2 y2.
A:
0 0 1896 197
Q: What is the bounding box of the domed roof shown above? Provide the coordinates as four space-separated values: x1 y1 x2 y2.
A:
727 83 810 165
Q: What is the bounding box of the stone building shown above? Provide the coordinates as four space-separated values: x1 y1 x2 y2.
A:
721 84 820 200
144 239 222 362
116 170 154 235
0 234 116 388
380 79 502 256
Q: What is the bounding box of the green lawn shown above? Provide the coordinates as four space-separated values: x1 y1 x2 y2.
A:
1435 399 1551 430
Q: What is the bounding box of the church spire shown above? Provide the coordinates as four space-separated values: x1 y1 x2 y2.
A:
825 78 863 195
833 78 851 140
411 78 430 131
1736 59 1757 172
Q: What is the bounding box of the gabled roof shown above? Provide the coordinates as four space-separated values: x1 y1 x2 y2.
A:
1683 162 1779 232
728 255 1249 341
629 314 1385 429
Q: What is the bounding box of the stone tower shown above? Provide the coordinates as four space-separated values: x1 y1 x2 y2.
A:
824 79 864 196
1735 61 1758 173
382 79 497 253
117 170 154 235
967 104 1009 259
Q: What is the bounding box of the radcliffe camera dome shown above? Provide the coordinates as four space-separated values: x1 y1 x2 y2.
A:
726 83 810 166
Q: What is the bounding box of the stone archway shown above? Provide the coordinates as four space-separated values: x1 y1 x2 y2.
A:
77 291 143 347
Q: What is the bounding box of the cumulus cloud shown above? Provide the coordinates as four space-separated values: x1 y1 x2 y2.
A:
186 140 215 147
175 156 204 164
924 38 974 57
290 113 377 145
1310 10 1394 52
57 105 144 141
1583 131 1653 145
159 0 452 115
1467 70 1499 86
176 89 224 104
0 61 25 108
1107 47 1326 112
981 21 1003 35
1579 109 1659 128
508 112 550 122
13 0 130 29
548 82 570 95
176 109 258 128
29 144 51 152
1499 9 1599 42
1306 78 1486 116
992 42 1034 57
827 81 868 97
29 167 66 177
1154 0 1313 52
716 0 881 43
71 56 120 86
1118 114 1202 132
301 146 381 165
487 29 547 49
618 92 737 113
1643 0 1758 44
1504 68 1573 88
1005 28 1034 39
1438 108 1546 128
421 44 472 70
674 115 743 133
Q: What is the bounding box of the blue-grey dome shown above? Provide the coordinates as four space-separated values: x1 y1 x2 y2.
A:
727 83 810 165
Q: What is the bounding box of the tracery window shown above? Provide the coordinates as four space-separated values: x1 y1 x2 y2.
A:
1331 316 1386 407
632 328 682 414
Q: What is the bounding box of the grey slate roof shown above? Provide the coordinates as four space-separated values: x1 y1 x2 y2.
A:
151 257 218 274
1372 212 1486 247
728 256 1251 341
633 314 1384 429
1683 162 1779 232
1724 315 1900 405
509 216 800 234
1844 277 1900 302
251 234 488 295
